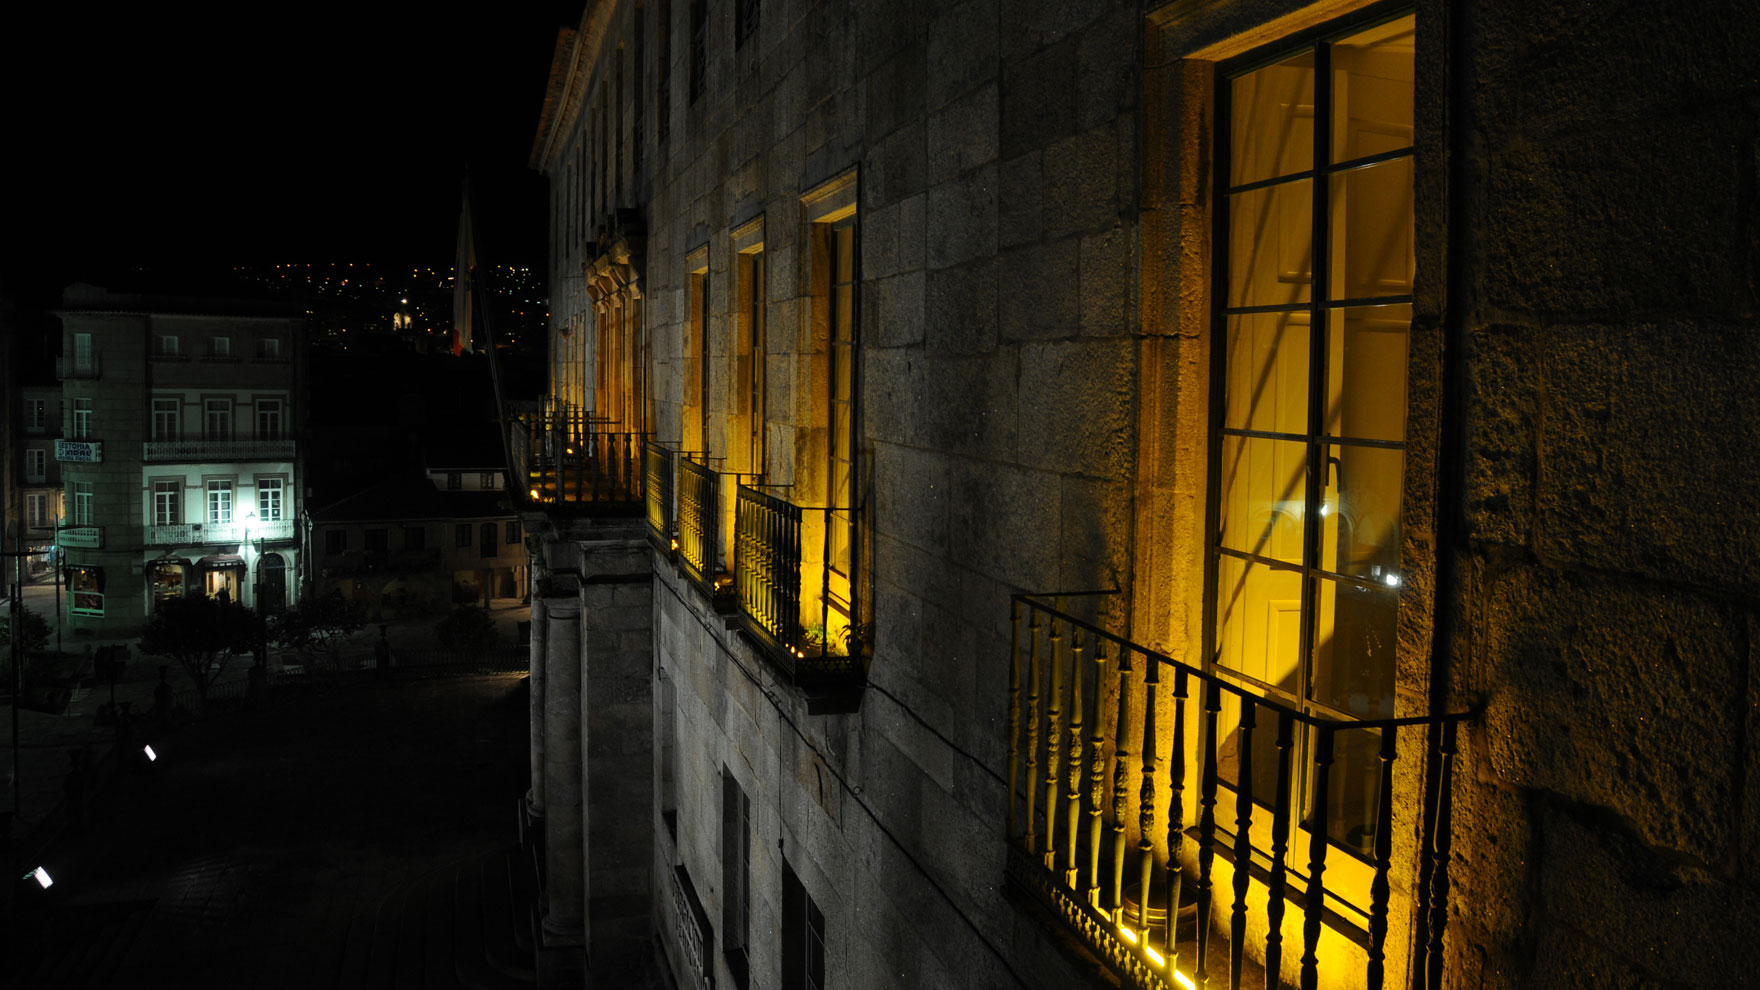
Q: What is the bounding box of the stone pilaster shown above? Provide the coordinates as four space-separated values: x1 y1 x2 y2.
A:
527 594 548 818
540 590 584 945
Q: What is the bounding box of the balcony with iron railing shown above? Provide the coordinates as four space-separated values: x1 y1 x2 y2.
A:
733 483 865 712
510 410 645 511
146 519 296 546
645 440 676 551
1003 593 1470 990
676 455 725 598
142 437 296 463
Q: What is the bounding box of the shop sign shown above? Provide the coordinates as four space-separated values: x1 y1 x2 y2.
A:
55 440 103 463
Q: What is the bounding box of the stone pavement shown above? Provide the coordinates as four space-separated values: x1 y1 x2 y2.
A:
2 673 546 988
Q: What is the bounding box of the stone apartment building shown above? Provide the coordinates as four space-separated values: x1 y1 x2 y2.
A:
54 283 307 636
8 383 65 581
510 2 1760 989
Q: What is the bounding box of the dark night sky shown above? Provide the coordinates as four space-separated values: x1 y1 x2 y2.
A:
3 5 575 304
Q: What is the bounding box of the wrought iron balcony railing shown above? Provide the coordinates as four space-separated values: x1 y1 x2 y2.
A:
142 438 296 462
733 485 864 705
1004 593 1470 990
146 520 296 546
510 411 645 508
645 440 676 549
676 456 720 591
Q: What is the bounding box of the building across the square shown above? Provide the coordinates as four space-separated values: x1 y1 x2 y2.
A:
501 2 1760 989
52 283 306 636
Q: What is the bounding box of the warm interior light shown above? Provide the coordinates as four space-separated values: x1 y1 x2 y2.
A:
143 745 157 762
28 867 52 889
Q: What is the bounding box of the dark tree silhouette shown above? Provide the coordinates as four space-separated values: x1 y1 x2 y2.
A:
140 593 258 707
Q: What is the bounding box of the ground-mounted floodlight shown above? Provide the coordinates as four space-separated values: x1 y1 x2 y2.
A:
143 745 157 762
25 866 53 889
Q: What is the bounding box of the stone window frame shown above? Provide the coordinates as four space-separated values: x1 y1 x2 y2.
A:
731 215 768 479
150 477 183 527
204 476 236 527
25 447 46 482
70 481 94 526
684 243 712 455
27 492 49 528
256 397 284 440
71 397 94 439
1133 0 1446 944
151 396 182 441
25 398 45 431
254 474 288 522
798 167 865 620
203 395 234 441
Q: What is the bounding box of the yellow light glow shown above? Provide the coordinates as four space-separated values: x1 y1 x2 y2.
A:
1172 970 1195 990
529 489 540 499
1118 925 1138 945
1145 944 1165 966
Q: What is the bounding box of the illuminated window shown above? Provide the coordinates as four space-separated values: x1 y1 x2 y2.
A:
152 398 180 441
257 399 283 440
826 216 857 578
685 250 710 453
479 472 497 489
780 859 825 990
71 398 93 439
205 399 232 440
257 479 284 522
153 481 180 526
25 448 45 482
207 480 234 526
1207 10 1414 855
71 482 93 525
733 226 767 477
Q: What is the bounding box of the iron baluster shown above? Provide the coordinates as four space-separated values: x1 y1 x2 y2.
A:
1044 616 1065 866
1425 721 1458 990
1195 680 1221 989
1109 646 1133 924
1229 699 1257 990
1136 662 1159 936
1366 727 1399 990
1086 635 1107 905
1065 627 1086 884
1166 667 1188 975
1299 727 1336 990
1265 712 1295 988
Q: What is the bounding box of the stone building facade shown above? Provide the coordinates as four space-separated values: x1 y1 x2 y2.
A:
514 1 1760 989
54 284 307 637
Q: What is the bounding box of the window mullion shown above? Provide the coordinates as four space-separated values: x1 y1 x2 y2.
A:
1298 40 1334 711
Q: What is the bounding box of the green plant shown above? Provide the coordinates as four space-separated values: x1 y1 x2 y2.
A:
270 590 367 669
1 606 52 657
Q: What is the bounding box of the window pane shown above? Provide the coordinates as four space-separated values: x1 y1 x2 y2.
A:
1333 14 1415 163
1323 305 1409 442
1230 50 1314 185
1218 434 1308 562
1215 554 1304 698
1319 442 1402 581
1227 179 1312 308
1310 577 1397 716
1224 312 1310 435
1304 721 1388 861
1328 157 1413 301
